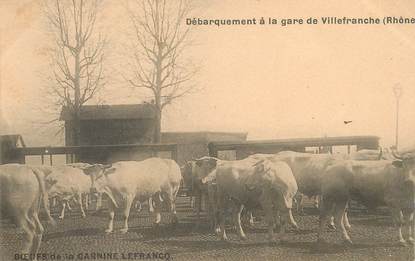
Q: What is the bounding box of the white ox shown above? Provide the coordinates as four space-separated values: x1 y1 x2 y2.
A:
42 165 92 219
298 149 386 225
0 164 55 260
181 158 231 231
318 151 415 246
84 158 182 233
181 160 207 223
249 151 358 229
203 157 298 242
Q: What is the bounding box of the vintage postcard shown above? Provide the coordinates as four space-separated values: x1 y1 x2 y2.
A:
1 0 415 260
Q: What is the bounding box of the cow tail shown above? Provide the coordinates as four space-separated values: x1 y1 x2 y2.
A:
31 168 56 226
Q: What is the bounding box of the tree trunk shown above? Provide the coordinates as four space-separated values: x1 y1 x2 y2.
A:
73 51 81 146
153 107 162 144
72 111 81 146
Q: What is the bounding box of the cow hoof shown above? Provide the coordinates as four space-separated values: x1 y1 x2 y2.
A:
119 228 128 234
153 222 160 228
239 235 247 241
328 224 336 230
408 237 415 244
214 228 221 236
291 223 299 231
171 216 179 225
58 216 64 220
343 239 353 246
105 229 113 234
81 214 86 218
221 235 229 241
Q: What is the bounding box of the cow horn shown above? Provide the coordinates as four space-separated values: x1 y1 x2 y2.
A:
252 159 265 167
391 149 403 160
377 147 383 160
103 163 112 169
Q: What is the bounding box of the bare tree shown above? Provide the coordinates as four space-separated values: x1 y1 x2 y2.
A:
43 0 106 145
126 0 198 143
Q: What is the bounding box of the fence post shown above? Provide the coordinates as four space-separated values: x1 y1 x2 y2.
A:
0 135 25 164
208 142 218 158
171 144 178 162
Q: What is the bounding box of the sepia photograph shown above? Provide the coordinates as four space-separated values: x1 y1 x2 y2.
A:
1 0 415 260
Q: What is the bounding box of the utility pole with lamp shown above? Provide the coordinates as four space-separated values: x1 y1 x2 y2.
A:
393 84 402 150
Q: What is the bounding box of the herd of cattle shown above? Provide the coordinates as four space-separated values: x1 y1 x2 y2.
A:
1 148 415 259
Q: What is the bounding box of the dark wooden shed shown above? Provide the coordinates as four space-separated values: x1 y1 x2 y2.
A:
60 104 156 146
162 131 247 165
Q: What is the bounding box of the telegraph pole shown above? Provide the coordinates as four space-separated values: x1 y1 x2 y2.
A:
393 84 402 149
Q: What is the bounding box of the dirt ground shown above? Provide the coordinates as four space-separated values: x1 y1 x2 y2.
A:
0 197 413 261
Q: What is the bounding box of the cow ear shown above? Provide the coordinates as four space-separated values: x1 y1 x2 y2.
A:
195 160 202 167
392 160 404 168
208 158 218 168
253 160 266 174
104 167 116 176
45 178 58 187
82 165 98 175
83 164 108 175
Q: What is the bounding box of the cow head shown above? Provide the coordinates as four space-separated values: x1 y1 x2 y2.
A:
245 159 272 191
391 150 415 205
180 161 195 190
81 164 112 193
194 157 219 180
44 175 59 193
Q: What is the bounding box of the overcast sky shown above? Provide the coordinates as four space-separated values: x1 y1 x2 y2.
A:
1 0 415 149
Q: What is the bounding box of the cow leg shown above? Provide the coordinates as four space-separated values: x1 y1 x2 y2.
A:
135 201 142 212
314 195 320 209
148 197 154 213
263 201 275 242
410 210 415 244
277 209 289 244
234 204 247 240
84 194 89 211
51 197 57 208
343 210 351 229
241 209 254 229
191 192 202 230
66 200 73 211
217 191 228 241
403 208 414 244
333 200 352 245
411 211 415 244
207 185 220 235
119 195 134 234
152 193 163 225
196 193 202 222
164 189 178 225
274 209 281 232
31 206 44 259
189 195 194 208
59 201 66 219
296 194 304 215
288 209 299 231
76 193 86 218
16 213 35 255
391 209 407 246
105 200 116 233
248 211 254 227
317 196 333 244
96 193 102 211
329 216 336 230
